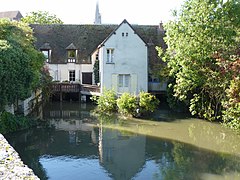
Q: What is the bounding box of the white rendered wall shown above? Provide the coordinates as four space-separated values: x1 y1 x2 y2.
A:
99 22 148 95
47 63 93 83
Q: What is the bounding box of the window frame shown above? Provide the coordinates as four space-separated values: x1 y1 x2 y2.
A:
118 74 130 88
67 50 76 63
69 70 76 82
106 48 114 63
41 50 50 62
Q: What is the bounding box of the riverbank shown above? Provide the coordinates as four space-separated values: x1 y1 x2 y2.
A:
0 134 39 179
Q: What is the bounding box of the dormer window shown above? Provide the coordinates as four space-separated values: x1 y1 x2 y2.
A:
42 50 50 62
40 43 51 63
67 50 76 63
66 43 77 63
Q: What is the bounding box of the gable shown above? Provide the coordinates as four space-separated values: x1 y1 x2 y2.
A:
100 19 147 47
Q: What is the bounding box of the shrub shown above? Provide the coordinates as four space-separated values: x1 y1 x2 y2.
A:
117 93 137 116
91 89 117 113
0 112 34 134
222 78 240 131
139 92 159 114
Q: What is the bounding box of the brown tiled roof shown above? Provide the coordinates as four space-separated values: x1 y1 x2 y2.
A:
0 11 23 21
31 23 166 65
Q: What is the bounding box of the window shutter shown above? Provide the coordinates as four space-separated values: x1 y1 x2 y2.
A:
131 74 138 94
111 74 118 91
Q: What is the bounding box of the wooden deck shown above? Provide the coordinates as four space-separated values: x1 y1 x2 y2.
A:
51 83 100 96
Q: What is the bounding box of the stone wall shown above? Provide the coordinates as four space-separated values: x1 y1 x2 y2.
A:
0 134 39 179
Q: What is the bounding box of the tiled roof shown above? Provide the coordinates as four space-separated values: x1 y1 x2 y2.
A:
31 23 166 65
65 43 77 50
0 11 23 21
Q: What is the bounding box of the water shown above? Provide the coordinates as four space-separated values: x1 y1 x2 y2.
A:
5 102 240 180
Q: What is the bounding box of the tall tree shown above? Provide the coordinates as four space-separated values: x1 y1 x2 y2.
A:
21 11 63 24
0 19 44 111
159 0 240 125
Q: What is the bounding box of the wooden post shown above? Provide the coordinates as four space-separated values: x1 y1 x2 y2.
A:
60 84 63 102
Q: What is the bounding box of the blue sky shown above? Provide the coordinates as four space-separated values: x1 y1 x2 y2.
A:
0 0 185 25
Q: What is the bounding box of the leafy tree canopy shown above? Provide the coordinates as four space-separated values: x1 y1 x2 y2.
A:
21 11 63 24
159 0 240 124
0 19 44 111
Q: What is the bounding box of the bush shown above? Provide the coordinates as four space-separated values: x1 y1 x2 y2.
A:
222 103 240 131
0 112 34 134
117 93 137 116
92 90 159 117
139 92 160 114
91 89 117 113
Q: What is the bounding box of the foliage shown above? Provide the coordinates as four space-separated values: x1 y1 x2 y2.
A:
92 90 159 117
222 77 240 131
158 0 240 126
0 112 36 134
166 80 188 112
40 66 53 101
93 60 99 84
91 89 117 113
117 93 137 115
0 19 44 112
21 11 63 24
139 92 160 114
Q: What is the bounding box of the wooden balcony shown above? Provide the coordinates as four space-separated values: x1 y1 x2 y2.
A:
51 83 100 96
52 83 81 93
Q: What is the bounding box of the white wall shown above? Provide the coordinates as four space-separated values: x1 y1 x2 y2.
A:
47 63 93 83
99 21 148 95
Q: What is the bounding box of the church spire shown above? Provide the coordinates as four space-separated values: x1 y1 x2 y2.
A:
94 1 101 24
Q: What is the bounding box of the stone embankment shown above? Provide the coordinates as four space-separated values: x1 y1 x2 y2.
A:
0 134 39 180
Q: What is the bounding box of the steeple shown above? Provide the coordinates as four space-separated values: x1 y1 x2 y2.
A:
94 1 101 24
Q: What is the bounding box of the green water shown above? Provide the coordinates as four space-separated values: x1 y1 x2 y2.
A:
5 102 240 180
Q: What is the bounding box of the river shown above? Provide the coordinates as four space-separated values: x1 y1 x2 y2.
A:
5 102 240 180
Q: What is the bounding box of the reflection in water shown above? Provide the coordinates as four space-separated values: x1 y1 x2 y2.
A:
5 102 240 180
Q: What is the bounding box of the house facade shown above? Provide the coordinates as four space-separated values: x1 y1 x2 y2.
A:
98 20 148 94
31 20 166 96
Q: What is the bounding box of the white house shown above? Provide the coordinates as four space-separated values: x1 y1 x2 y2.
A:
98 20 148 95
31 20 166 96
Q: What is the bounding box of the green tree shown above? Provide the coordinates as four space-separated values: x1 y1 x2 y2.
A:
21 11 63 24
0 19 44 112
93 60 99 84
159 0 240 124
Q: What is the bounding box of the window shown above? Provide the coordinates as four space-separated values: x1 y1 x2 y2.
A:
126 32 128 37
107 49 114 63
68 50 76 63
41 50 49 62
122 32 124 37
96 53 99 60
69 70 75 82
119 74 130 87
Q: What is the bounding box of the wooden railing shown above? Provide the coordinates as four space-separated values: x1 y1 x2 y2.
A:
51 83 100 94
81 84 100 93
52 83 81 93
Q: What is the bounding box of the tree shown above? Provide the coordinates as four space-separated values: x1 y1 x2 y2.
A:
93 60 99 84
21 11 63 24
0 19 44 112
159 0 240 125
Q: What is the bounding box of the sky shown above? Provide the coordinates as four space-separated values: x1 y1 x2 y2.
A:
0 0 185 25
